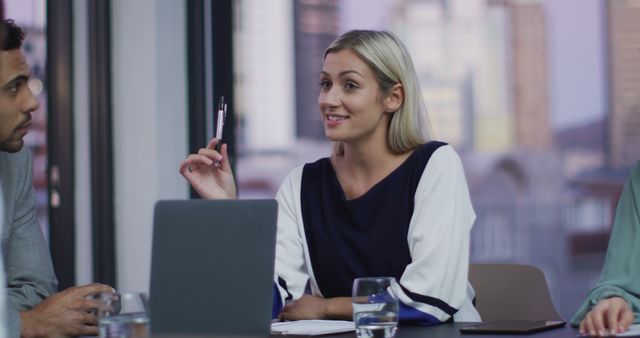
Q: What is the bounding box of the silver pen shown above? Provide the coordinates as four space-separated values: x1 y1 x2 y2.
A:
214 96 227 166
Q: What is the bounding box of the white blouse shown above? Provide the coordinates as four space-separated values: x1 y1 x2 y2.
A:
273 145 481 322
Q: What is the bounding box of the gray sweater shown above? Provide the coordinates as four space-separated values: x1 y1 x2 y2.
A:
1 148 57 338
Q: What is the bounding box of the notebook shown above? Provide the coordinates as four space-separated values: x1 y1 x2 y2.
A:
149 199 278 336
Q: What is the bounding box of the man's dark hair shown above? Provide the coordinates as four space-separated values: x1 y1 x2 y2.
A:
2 19 25 51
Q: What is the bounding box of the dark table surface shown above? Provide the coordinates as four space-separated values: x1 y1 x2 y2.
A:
387 322 578 338
152 322 581 338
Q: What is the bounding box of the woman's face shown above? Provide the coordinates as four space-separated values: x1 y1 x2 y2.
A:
318 49 392 144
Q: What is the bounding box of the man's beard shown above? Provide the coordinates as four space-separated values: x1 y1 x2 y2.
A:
1 118 30 153
0 137 25 153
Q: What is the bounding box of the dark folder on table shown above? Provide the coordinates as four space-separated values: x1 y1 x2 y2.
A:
149 199 278 336
460 320 565 335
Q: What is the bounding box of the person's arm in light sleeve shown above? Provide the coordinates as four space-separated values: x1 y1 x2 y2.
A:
392 145 479 324
272 166 310 319
0 191 8 338
3 150 57 337
572 162 640 335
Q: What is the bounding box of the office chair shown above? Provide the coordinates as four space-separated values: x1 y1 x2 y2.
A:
468 263 564 321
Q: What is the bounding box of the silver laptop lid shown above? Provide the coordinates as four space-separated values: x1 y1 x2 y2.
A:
149 199 277 335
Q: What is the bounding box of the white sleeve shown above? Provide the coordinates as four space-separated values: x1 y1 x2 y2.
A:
273 165 309 306
392 145 479 322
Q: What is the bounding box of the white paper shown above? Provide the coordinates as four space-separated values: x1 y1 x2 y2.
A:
271 320 355 336
617 324 640 337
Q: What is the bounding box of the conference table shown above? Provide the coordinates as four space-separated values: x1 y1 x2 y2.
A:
153 322 583 338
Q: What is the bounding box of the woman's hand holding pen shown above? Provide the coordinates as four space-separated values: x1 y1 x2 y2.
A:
179 138 237 199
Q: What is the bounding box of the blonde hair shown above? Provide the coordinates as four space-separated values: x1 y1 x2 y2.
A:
325 30 432 154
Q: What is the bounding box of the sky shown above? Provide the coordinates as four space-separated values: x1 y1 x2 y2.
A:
341 0 607 131
542 0 606 130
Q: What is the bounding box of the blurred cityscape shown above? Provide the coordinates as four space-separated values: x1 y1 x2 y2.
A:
234 0 640 319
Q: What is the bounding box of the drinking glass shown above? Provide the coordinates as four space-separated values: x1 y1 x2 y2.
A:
97 292 150 338
352 277 399 338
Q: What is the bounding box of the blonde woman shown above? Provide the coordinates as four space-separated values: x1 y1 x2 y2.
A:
180 30 480 324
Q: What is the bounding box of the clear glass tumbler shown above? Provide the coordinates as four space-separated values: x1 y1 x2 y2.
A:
97 292 150 338
352 277 399 338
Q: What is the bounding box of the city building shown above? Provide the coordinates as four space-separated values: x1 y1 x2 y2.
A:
294 0 340 140
606 0 640 168
233 0 296 152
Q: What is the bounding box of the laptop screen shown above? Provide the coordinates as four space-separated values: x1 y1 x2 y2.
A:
149 199 278 335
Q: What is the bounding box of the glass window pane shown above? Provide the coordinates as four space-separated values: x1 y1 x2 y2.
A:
233 0 631 320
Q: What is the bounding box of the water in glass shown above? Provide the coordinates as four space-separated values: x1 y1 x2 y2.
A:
99 313 149 338
95 292 149 338
353 302 398 338
352 277 399 338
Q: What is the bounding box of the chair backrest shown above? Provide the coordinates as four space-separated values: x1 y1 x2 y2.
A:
468 263 564 321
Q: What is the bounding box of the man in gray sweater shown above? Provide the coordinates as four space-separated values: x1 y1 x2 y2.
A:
0 19 112 338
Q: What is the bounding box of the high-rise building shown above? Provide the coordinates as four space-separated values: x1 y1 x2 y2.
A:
390 0 482 150
507 0 552 150
234 0 295 151
422 81 468 148
606 0 640 168
294 0 339 140
394 0 552 152
477 1 513 151
391 0 514 152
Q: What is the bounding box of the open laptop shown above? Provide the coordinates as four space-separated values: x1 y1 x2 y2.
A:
149 199 278 336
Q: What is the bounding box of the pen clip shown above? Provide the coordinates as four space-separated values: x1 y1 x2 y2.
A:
218 96 225 113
